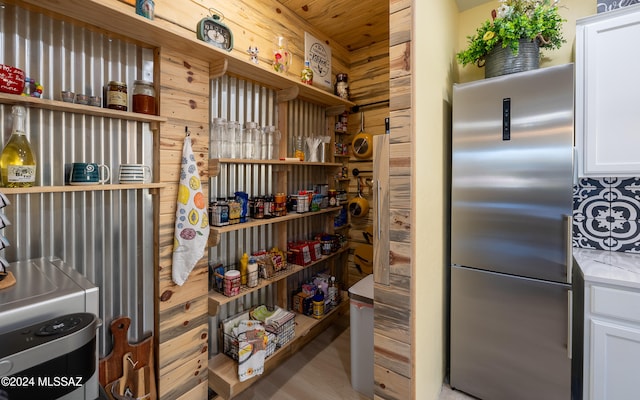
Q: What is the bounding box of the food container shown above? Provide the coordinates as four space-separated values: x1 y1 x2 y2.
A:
106 80 128 111
132 80 156 115
224 269 241 297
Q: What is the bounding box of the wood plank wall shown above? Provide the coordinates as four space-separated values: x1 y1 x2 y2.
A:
372 0 413 399
345 40 389 287
157 49 211 399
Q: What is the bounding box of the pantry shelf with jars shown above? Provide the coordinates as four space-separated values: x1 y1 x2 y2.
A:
207 80 352 397
0 92 167 125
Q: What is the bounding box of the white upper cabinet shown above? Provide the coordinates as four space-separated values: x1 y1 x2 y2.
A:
576 5 640 177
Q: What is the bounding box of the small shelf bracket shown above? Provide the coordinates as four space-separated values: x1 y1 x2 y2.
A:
326 105 346 116
210 58 228 79
276 86 299 103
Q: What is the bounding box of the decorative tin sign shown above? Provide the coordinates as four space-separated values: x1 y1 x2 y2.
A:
304 32 331 90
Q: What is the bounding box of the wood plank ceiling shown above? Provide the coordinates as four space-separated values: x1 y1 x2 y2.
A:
275 0 389 51
275 0 487 52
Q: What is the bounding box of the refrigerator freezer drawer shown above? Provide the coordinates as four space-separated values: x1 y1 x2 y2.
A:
451 265 572 400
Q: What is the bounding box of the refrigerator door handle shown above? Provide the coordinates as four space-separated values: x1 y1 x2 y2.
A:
564 214 573 284
567 289 573 359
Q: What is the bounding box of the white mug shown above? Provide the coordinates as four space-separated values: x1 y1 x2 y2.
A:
119 164 152 183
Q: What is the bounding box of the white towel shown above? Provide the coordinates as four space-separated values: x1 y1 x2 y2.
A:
172 135 209 286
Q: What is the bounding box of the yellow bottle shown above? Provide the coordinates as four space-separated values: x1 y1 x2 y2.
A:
239 253 249 285
0 105 36 187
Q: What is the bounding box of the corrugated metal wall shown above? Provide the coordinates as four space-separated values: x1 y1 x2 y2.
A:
0 4 154 357
208 76 333 355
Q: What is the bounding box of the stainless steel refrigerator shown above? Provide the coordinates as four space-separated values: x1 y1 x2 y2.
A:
450 64 577 400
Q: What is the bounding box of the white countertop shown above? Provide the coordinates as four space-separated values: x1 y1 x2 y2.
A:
574 248 640 289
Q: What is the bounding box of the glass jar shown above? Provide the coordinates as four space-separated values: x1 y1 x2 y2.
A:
263 126 281 160
243 122 259 160
106 81 128 111
226 121 241 159
132 80 156 115
334 73 349 99
211 118 226 159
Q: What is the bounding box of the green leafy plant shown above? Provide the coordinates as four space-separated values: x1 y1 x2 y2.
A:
457 0 566 67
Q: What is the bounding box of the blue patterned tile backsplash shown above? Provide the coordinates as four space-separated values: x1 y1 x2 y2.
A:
573 178 640 252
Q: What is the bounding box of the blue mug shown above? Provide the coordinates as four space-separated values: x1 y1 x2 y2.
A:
68 163 110 185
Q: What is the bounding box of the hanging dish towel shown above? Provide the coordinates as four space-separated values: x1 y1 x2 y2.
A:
172 134 209 286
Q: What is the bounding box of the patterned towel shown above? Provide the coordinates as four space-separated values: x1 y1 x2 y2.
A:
172 135 209 286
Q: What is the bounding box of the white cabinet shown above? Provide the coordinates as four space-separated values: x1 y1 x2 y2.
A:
575 5 640 177
574 248 640 400
590 319 640 400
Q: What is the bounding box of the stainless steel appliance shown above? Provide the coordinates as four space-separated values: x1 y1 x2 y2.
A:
450 64 578 400
0 257 99 399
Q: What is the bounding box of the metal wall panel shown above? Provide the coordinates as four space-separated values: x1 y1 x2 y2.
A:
0 4 154 357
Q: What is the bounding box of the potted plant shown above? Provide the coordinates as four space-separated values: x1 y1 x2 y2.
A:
457 0 566 78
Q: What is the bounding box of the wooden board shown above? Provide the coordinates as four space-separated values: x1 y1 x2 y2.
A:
99 317 157 400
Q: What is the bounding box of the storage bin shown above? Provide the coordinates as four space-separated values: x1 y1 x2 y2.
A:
348 274 374 398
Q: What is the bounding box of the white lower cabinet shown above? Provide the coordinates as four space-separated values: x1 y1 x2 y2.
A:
584 282 640 399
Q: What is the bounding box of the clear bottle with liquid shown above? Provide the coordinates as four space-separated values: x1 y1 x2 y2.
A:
1 105 36 187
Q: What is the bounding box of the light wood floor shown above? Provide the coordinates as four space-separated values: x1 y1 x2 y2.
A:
227 313 476 400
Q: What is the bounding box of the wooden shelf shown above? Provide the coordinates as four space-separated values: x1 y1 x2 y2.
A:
22 0 355 108
0 93 167 123
0 183 170 194
208 246 349 313
209 207 342 246
333 154 350 158
208 298 349 400
209 158 343 177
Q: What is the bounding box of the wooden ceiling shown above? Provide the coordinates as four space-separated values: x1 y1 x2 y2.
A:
275 0 389 51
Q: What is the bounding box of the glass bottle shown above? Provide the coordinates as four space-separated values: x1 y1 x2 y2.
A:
1 105 36 188
301 60 313 84
294 136 305 161
273 35 292 73
328 276 339 307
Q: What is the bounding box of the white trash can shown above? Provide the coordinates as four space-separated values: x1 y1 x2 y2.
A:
348 273 374 398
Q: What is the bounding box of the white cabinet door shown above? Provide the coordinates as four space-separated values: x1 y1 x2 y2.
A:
590 319 640 400
576 5 640 177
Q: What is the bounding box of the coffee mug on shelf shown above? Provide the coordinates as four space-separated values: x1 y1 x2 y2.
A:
119 164 152 184
68 162 110 185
